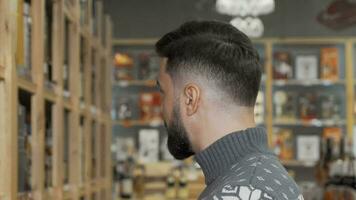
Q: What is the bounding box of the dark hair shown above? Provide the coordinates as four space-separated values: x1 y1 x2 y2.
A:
155 20 262 107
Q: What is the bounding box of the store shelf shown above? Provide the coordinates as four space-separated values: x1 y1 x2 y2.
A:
0 65 4 80
281 160 317 167
273 79 345 87
18 77 37 94
114 119 163 127
274 119 346 127
114 79 157 87
0 1 113 199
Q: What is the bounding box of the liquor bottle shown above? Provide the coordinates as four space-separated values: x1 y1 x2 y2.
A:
17 0 32 79
120 158 134 199
165 175 176 199
133 164 145 199
315 138 327 185
273 51 293 80
44 0 53 89
138 53 150 80
177 176 189 199
23 1 32 76
18 104 28 192
324 138 335 168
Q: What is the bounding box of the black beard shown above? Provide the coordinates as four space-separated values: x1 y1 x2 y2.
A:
165 106 194 160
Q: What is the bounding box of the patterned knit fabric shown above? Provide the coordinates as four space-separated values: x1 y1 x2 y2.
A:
195 127 304 200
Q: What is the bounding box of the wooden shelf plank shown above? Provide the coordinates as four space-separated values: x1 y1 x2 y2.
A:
113 38 158 46
273 79 345 86
18 77 37 93
18 192 34 200
113 37 354 46
273 119 346 127
44 89 57 102
281 160 316 167
63 5 76 23
63 98 73 110
253 37 349 44
114 79 157 87
114 119 163 127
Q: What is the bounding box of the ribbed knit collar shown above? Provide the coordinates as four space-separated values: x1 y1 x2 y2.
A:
195 127 270 185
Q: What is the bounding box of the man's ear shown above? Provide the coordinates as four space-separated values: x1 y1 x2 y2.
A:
183 84 200 116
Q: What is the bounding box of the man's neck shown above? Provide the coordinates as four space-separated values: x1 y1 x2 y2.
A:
195 115 256 153
194 127 270 185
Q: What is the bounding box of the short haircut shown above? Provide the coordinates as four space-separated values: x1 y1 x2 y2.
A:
155 20 262 107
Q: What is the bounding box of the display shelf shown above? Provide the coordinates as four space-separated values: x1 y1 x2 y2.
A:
114 119 163 127
2 1 112 199
111 38 355 196
114 79 157 88
18 77 37 94
273 119 346 127
273 79 345 86
281 160 317 167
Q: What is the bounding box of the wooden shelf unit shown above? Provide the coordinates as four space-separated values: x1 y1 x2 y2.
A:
114 79 157 87
0 0 113 200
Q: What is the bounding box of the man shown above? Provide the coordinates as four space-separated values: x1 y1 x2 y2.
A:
156 21 304 200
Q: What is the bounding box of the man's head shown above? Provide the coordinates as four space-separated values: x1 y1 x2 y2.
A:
156 20 262 160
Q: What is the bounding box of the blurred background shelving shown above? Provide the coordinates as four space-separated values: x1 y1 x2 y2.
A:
110 37 356 199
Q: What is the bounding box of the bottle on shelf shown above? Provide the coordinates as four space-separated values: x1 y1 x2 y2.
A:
120 156 134 199
165 174 176 199
177 176 189 199
315 138 328 186
133 164 145 199
16 0 32 79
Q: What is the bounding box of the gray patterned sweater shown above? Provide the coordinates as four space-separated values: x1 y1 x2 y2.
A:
195 127 304 200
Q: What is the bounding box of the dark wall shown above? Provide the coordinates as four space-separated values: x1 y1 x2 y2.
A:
104 0 356 39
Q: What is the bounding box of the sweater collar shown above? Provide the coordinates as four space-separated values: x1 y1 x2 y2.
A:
194 127 270 185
